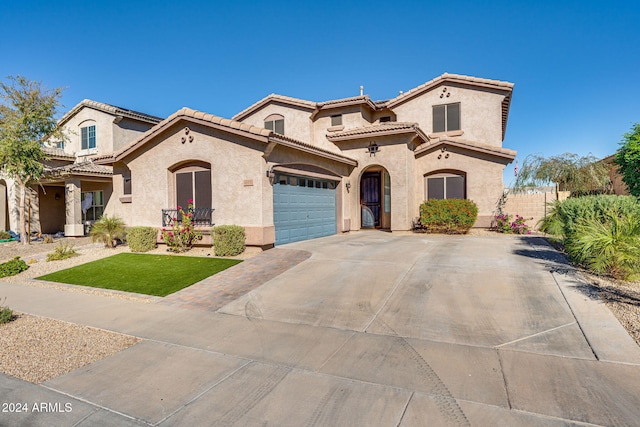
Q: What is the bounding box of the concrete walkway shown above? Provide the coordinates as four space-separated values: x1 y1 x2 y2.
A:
2 233 640 426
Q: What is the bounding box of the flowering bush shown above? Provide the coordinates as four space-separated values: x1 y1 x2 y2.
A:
160 200 202 252
494 214 533 234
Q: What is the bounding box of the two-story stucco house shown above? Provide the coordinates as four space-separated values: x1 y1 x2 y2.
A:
0 100 161 236
88 73 515 247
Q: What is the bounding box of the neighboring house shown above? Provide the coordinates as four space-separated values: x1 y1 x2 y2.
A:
0 100 161 236
90 73 516 247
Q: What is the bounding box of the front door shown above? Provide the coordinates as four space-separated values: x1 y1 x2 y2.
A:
361 172 381 228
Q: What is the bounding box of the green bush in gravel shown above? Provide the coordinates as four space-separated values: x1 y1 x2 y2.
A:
212 225 246 256
419 199 478 234
0 298 14 324
46 242 78 262
0 257 29 278
126 226 158 253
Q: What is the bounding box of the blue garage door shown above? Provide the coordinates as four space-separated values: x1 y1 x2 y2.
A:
273 173 337 245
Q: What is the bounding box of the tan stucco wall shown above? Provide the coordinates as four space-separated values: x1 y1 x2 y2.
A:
240 103 314 146
392 83 506 147
112 117 156 151
414 146 508 227
106 122 274 245
338 135 415 231
59 108 116 158
313 107 370 154
38 185 66 234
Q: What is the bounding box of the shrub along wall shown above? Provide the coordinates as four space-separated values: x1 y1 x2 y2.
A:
127 226 158 253
212 225 246 256
419 199 478 234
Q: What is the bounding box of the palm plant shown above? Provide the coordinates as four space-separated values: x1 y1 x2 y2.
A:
566 212 640 280
90 215 126 248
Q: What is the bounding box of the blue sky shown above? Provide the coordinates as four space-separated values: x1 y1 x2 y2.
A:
2 0 638 185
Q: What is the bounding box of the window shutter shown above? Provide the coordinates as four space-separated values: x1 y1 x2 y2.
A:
433 105 445 133
274 119 284 135
195 170 212 209
446 176 465 199
81 127 88 149
427 177 445 200
447 104 460 131
176 172 193 211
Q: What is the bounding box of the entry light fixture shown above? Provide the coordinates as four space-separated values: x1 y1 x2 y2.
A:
367 142 380 156
345 181 351 190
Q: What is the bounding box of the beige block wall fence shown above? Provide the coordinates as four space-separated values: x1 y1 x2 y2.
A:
502 190 570 230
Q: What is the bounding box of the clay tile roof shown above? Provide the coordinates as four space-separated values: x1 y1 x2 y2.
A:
233 94 317 122
45 161 113 177
57 99 163 127
326 122 429 143
41 146 75 160
269 134 357 166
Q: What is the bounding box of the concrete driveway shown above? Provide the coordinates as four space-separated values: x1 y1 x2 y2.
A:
2 232 640 426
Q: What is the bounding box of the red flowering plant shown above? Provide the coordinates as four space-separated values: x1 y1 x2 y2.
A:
160 200 202 252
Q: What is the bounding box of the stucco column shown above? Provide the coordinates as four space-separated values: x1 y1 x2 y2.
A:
64 178 85 236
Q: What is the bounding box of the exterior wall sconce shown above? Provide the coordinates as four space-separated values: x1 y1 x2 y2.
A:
345 181 351 191
367 142 380 157
266 169 275 184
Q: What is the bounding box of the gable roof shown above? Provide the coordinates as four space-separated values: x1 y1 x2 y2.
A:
93 108 357 167
57 99 163 127
384 73 514 140
233 94 317 122
234 73 514 140
326 122 430 144
414 136 516 161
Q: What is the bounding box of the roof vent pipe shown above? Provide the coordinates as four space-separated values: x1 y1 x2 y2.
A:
399 90 403 95
360 85 364 96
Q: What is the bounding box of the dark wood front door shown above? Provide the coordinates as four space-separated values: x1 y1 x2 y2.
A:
361 172 381 228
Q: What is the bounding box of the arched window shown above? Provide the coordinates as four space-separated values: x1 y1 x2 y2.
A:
425 171 466 200
173 162 212 210
264 114 284 135
79 120 97 150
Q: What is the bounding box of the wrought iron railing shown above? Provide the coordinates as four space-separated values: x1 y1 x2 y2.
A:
161 208 215 227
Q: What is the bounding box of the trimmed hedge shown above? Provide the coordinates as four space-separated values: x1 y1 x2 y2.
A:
0 257 29 278
419 199 478 234
127 226 158 253
212 225 246 256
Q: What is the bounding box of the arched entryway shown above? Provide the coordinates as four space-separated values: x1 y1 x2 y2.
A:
360 166 391 229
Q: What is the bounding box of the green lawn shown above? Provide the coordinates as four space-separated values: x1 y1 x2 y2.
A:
36 253 242 297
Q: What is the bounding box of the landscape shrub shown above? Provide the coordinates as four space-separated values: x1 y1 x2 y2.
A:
0 231 11 240
565 212 640 280
0 298 14 324
419 199 478 234
0 257 29 278
90 215 126 248
161 201 202 252
46 242 78 262
212 225 246 256
494 214 533 234
127 226 158 253
542 195 640 239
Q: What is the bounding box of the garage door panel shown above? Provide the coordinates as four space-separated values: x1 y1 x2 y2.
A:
274 176 337 245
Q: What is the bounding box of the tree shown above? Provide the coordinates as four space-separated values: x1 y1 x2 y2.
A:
615 123 640 197
0 76 65 244
513 152 611 197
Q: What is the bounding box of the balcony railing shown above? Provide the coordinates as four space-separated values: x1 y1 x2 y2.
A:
162 208 215 227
